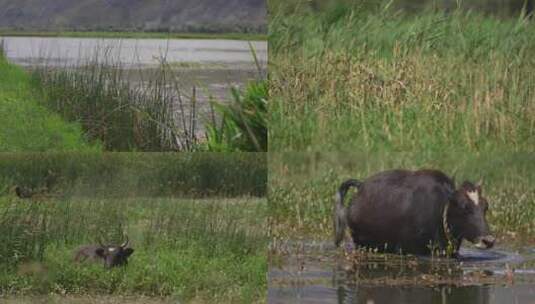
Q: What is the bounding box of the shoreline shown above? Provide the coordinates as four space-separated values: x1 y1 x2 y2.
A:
0 30 267 41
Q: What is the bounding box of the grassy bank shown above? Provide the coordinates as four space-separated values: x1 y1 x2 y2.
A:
0 197 266 303
0 47 97 151
269 2 535 151
0 30 267 41
269 152 535 245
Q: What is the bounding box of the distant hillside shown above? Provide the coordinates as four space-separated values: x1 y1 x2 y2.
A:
0 0 266 33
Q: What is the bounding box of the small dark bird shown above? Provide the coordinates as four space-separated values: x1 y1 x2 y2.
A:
15 186 34 199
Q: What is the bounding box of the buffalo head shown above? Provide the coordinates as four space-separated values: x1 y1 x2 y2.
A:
97 236 134 268
74 236 134 268
448 181 495 250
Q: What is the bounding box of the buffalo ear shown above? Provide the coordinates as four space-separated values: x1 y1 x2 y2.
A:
475 181 482 194
96 248 106 257
123 248 134 257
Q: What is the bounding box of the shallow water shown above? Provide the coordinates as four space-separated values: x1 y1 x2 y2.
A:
120 66 262 136
269 241 535 304
0 37 267 67
0 36 265 103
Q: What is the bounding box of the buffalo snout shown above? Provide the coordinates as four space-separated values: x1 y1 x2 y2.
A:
474 235 495 249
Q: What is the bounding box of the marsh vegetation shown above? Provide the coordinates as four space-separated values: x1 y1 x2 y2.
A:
269 1 535 151
269 152 534 241
0 153 267 303
0 38 267 152
30 45 267 152
268 152 535 303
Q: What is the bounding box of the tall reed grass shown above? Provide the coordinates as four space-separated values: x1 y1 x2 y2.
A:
269 152 535 242
2 39 266 152
32 50 189 151
269 0 534 18
269 2 535 151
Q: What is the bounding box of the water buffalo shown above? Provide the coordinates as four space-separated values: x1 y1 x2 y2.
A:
334 169 495 256
74 237 134 268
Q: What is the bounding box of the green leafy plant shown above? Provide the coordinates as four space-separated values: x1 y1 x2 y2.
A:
205 80 268 152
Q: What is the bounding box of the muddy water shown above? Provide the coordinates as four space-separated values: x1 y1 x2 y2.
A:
120 65 262 136
269 241 535 304
0 37 267 67
0 36 266 100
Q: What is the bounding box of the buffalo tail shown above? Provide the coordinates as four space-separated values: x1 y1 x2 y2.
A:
334 179 361 247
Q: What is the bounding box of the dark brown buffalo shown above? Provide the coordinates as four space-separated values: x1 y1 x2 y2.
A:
74 237 134 268
334 169 495 256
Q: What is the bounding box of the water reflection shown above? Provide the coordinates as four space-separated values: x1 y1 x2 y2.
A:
269 284 535 304
333 284 534 304
268 241 535 304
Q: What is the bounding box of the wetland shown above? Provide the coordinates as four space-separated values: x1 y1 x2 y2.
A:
0 153 268 303
268 152 535 304
0 36 267 151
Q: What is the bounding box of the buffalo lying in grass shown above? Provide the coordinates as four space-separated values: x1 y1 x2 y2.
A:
74 236 134 268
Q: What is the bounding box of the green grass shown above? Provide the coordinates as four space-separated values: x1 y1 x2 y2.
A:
269 152 535 245
0 30 267 41
0 153 267 198
0 197 266 303
269 2 535 151
0 50 98 151
204 42 267 152
0 153 267 303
